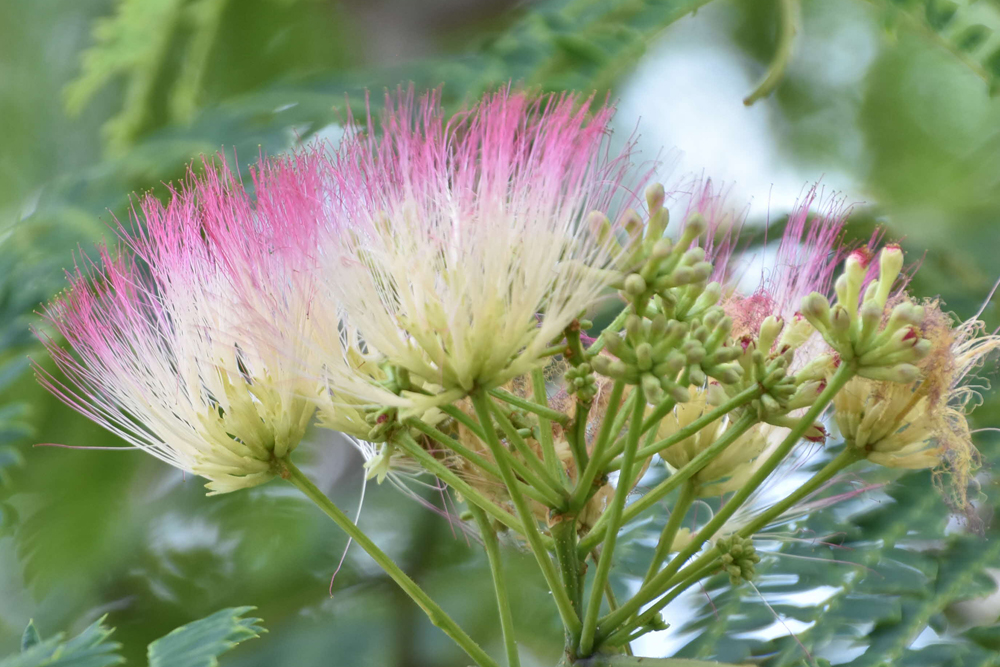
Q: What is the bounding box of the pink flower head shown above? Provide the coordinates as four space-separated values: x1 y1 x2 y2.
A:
34 155 320 494
317 88 649 409
721 185 850 348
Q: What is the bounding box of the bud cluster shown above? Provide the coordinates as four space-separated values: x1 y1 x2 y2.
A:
801 245 929 382
716 534 760 585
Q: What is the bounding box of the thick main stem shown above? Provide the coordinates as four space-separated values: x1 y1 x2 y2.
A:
282 460 498 667
468 504 521 667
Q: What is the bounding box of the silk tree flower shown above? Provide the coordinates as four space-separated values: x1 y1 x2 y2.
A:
833 300 1000 510
719 185 849 357
34 158 321 494
317 89 648 411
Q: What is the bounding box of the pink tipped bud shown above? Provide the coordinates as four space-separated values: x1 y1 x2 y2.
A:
847 247 874 270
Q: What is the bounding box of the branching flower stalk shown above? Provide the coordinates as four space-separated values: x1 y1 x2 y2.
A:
35 88 999 667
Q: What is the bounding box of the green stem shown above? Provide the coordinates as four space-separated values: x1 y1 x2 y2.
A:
738 445 862 538
490 387 571 426
579 415 756 555
531 368 565 483
634 384 763 461
488 400 569 506
471 391 582 637
594 391 638 467
571 379 625 510
406 418 553 506
579 386 645 656
641 480 697 588
430 408 566 507
442 404 488 439
665 445 864 594
603 562 716 648
570 400 592 474
600 577 632 657
468 504 521 667
393 432 546 544
598 362 855 638
586 308 630 355
283 460 498 667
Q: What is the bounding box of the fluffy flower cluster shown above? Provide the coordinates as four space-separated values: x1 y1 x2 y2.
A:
35 89 647 492
36 157 322 493
34 87 998 516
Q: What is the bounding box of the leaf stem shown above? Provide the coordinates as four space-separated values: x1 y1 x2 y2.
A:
578 415 756 555
531 368 565 483
571 379 625 511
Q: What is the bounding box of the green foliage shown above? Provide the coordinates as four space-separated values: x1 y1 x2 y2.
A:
878 0 1000 94
0 618 122 667
64 0 353 153
0 609 263 667
146 607 263 667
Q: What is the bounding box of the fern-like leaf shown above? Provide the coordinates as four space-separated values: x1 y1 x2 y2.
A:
146 606 264 667
0 618 123 667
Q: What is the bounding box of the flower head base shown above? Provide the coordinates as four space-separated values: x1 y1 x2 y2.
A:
321 89 647 411
834 300 1000 510
35 158 319 494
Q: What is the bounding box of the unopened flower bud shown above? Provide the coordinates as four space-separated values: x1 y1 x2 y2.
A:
776 313 814 352
683 340 706 364
649 313 668 339
619 208 643 238
684 212 707 237
875 244 904 307
858 363 921 383
645 182 666 216
691 261 713 283
831 305 851 336
693 282 722 313
642 373 664 403
758 316 784 353
712 364 743 385
624 273 647 297
801 292 831 327
672 266 694 285
586 210 613 246
651 238 672 259
636 342 654 371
